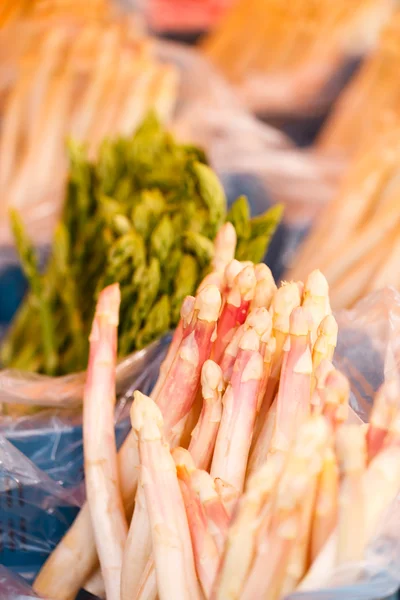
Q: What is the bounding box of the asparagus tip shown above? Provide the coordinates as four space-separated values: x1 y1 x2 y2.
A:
131 391 163 441
246 307 272 339
190 470 218 502
315 359 335 389
239 328 260 352
318 314 338 345
254 263 274 283
95 284 121 326
181 296 196 326
224 259 244 288
195 285 222 322
236 265 257 299
324 370 350 407
305 269 329 297
272 282 302 333
201 360 224 397
289 307 310 337
172 447 196 471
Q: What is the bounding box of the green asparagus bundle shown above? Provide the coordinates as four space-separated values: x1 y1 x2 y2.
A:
2 114 282 376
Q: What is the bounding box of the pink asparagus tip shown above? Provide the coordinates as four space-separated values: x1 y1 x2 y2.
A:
201 360 224 399
315 360 335 387
224 259 244 289
195 285 222 322
94 283 121 326
236 265 257 300
213 223 237 272
190 470 219 503
289 307 310 337
254 263 275 283
318 314 338 346
131 391 164 441
180 296 196 327
246 307 272 339
172 447 196 471
323 371 350 410
238 328 261 353
271 282 302 333
305 269 329 297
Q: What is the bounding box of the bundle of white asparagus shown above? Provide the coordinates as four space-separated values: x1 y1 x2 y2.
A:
318 10 400 158
0 0 108 27
33 222 400 600
201 0 394 114
286 126 400 309
0 12 178 244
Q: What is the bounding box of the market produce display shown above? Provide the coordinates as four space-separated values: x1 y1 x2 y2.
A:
201 0 394 113
317 10 400 157
33 242 400 600
0 11 178 244
1 116 282 376
286 126 400 308
3 3 400 600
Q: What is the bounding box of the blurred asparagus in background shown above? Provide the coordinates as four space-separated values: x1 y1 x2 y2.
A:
201 0 394 114
2 116 282 375
317 10 400 158
0 7 176 245
0 0 108 27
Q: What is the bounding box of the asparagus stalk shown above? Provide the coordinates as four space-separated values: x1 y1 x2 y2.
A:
190 470 231 553
214 453 284 600
83 284 127 600
151 295 195 402
310 446 339 562
335 425 367 565
212 265 256 363
211 329 263 493
157 285 222 435
131 392 202 600
240 416 329 600
9 210 57 374
174 449 220 597
188 360 224 470
270 307 313 454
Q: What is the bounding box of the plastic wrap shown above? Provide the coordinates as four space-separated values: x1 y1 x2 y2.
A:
1 289 400 600
0 334 169 582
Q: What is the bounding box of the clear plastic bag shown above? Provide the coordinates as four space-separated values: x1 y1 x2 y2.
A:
0 335 169 582
0 565 43 600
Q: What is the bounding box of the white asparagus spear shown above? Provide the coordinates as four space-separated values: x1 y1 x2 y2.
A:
270 306 313 454
302 269 331 344
214 453 284 599
335 425 367 565
189 360 224 471
300 437 400 590
83 284 127 600
131 391 202 600
211 329 263 493
174 448 220 598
